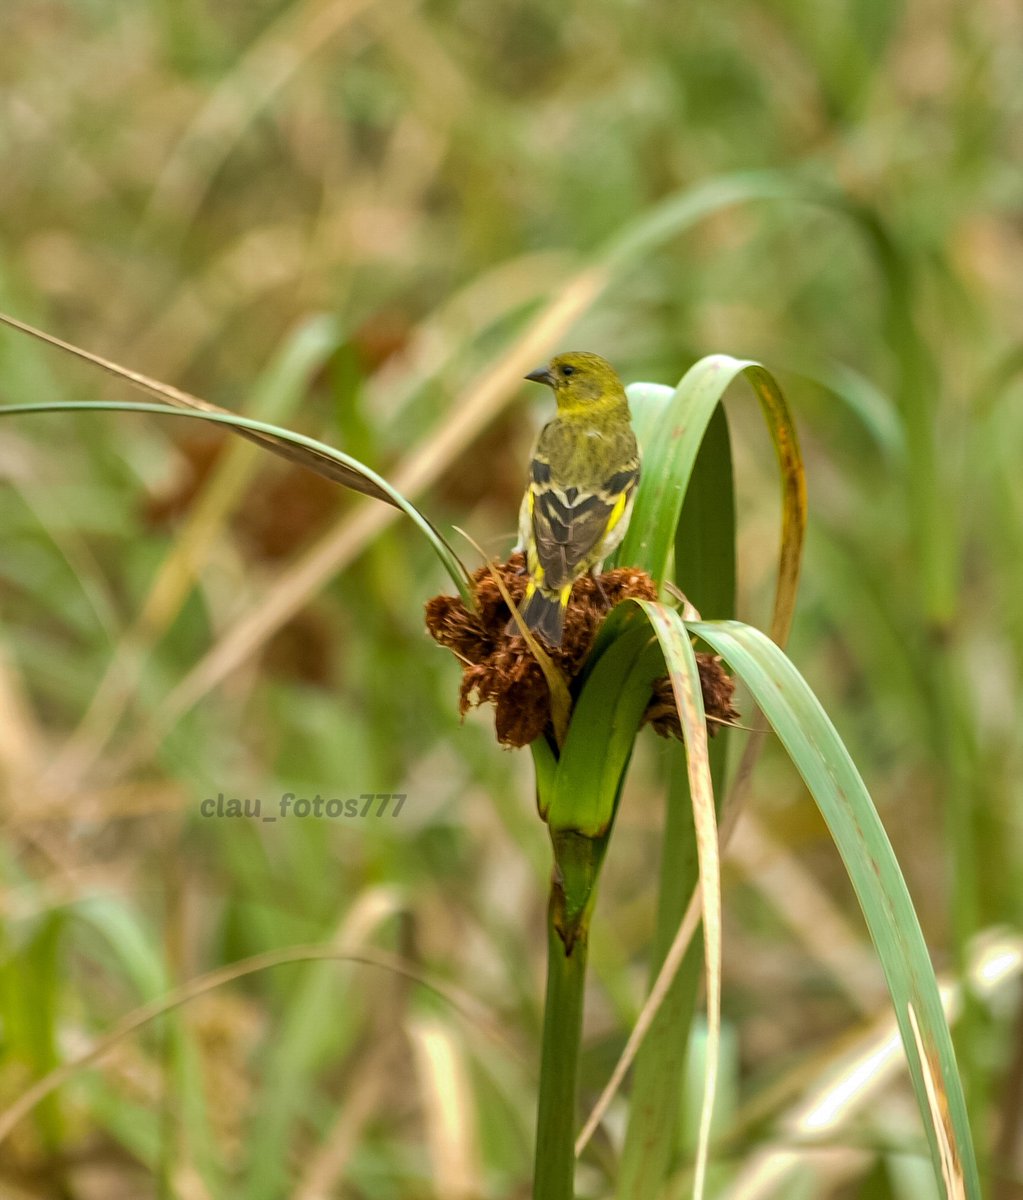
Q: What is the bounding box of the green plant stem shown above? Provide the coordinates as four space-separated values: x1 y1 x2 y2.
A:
534 881 590 1200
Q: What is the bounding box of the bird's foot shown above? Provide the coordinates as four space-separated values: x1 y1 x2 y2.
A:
593 573 612 611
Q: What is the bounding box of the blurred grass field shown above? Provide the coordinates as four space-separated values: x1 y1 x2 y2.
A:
2 0 1023 1196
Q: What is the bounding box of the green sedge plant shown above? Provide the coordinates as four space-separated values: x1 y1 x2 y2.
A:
0 311 980 1200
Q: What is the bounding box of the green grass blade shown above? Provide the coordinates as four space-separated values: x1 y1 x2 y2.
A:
619 357 806 645
673 402 736 621
69 896 224 1191
0 310 404 510
688 619 980 1200
633 602 720 1200
240 960 359 1200
613 758 704 1198
0 914 65 1159
624 380 674 462
548 623 663 840
599 170 815 273
544 597 721 1198
0 399 473 604
531 736 559 821
616 404 736 1196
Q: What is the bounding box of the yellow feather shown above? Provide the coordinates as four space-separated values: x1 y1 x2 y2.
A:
605 491 629 532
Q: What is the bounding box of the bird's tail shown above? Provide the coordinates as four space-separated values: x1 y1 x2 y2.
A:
508 583 567 646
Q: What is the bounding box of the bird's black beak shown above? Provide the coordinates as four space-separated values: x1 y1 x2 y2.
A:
525 364 555 387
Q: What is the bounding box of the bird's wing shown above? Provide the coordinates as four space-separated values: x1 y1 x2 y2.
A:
528 436 639 590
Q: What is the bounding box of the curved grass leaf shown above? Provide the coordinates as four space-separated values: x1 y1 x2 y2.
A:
0 311 403 507
619 357 806 645
0 944 500 1153
673 402 736 621
815 361 905 462
616 404 736 1197
600 171 817 274
536 618 665 951
32 315 352 789
0 400 473 604
531 735 558 820
688 619 980 1200
547 622 663 840
632 601 720 1200
527 611 656 823
535 597 720 1200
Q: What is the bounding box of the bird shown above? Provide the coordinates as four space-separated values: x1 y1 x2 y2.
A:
508 350 641 647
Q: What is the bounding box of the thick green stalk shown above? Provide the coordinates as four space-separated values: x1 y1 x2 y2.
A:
534 876 591 1200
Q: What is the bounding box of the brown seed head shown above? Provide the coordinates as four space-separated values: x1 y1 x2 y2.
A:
425 555 738 748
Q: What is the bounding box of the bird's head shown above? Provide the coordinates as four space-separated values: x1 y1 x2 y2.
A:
525 351 627 413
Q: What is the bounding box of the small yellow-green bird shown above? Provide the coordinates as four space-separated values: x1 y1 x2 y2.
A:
510 351 641 646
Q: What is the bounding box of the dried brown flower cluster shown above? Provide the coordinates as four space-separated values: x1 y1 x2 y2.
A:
425 555 738 748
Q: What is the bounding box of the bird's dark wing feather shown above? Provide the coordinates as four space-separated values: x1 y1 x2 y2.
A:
529 436 639 589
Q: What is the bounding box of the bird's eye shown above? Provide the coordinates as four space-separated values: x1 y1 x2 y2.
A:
561 364 575 376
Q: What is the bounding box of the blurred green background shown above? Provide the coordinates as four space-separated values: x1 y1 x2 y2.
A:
2 0 1022 1196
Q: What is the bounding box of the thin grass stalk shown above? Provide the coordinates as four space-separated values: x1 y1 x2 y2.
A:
616 756 702 1197
534 885 590 1200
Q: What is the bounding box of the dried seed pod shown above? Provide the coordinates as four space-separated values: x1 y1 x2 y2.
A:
426 555 738 747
